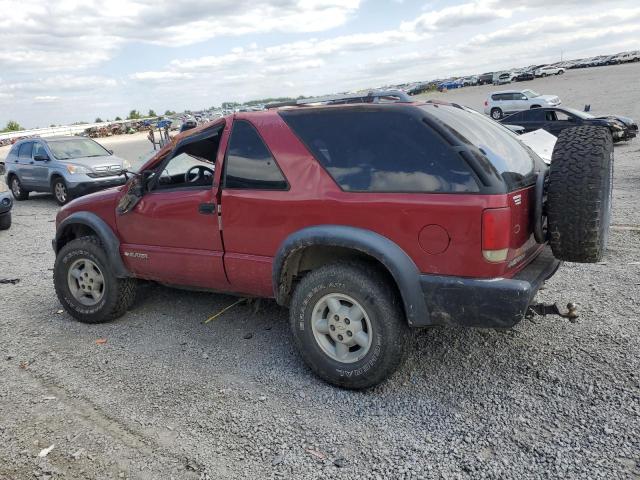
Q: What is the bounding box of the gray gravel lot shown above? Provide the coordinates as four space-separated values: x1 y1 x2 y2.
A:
1 63 639 479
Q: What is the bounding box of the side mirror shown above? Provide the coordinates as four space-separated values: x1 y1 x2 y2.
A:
33 154 50 162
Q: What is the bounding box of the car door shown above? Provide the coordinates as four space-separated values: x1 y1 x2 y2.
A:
218 117 291 298
511 92 528 113
31 141 51 189
521 108 547 131
115 121 229 290
545 110 576 136
16 142 35 187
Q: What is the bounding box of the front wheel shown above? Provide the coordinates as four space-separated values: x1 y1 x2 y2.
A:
52 178 71 205
54 236 137 323
0 213 11 230
290 262 410 389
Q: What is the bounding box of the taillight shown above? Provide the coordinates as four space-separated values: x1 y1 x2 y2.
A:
484 100 488 107
482 208 510 262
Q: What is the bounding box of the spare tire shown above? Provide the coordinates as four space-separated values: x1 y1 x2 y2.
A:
547 126 613 263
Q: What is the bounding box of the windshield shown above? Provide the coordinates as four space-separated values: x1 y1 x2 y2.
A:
422 103 541 190
563 107 595 119
48 138 111 160
522 89 540 98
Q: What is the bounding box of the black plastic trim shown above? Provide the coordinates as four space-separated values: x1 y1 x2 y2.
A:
418 246 560 328
53 211 130 278
273 225 428 326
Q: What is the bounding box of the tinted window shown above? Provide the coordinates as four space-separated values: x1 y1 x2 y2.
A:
423 104 538 189
18 142 33 159
224 120 288 190
281 107 479 193
527 109 546 121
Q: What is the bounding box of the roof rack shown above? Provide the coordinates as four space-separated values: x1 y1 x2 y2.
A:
265 90 412 109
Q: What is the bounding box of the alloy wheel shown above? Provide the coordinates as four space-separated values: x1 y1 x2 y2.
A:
67 258 105 306
311 293 373 364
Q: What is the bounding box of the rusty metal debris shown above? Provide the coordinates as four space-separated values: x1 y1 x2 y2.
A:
527 302 579 322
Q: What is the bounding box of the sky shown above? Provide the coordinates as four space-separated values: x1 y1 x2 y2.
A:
0 0 638 128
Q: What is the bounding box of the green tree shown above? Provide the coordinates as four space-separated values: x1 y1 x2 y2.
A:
2 120 22 132
115 116 122 121
127 110 141 120
164 110 176 116
95 117 103 123
148 109 157 117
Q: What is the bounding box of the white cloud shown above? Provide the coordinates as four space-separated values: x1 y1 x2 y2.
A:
402 1 511 32
0 0 361 71
34 95 59 102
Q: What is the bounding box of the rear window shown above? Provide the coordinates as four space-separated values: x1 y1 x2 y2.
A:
422 104 537 189
280 107 479 193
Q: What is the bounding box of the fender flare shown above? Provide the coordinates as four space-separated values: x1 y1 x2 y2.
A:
272 225 428 326
53 211 130 278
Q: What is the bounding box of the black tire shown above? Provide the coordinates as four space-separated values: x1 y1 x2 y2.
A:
54 236 137 323
290 261 410 389
557 70 564 75
547 126 613 263
51 177 72 205
9 175 29 201
490 108 503 120
0 213 11 230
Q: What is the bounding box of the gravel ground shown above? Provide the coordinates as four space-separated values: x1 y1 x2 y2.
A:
1 64 639 480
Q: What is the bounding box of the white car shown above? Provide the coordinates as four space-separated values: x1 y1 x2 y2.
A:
483 89 562 120
535 65 566 77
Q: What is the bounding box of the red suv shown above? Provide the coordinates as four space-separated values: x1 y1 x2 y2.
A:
52 92 613 389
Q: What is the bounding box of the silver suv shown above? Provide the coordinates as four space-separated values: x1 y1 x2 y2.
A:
484 89 561 120
4 136 130 205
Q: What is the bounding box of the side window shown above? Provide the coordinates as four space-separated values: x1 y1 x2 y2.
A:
223 120 288 190
514 93 527 101
529 109 546 121
33 143 47 158
491 94 502 101
154 134 220 190
280 109 479 193
555 111 572 121
18 142 33 160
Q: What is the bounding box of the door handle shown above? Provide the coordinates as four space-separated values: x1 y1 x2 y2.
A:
198 203 216 215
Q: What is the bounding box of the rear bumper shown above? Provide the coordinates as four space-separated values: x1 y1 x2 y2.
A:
67 177 126 196
418 247 561 328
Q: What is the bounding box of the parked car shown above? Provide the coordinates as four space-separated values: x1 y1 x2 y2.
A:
180 119 198 132
484 89 562 119
0 182 13 230
51 92 614 389
4 136 131 206
461 76 478 87
478 73 493 85
493 72 513 85
437 79 463 91
534 66 565 77
513 71 535 82
500 106 637 142
612 51 640 63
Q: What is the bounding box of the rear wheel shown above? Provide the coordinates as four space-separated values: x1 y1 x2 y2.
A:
10 176 29 201
490 108 503 120
52 177 71 205
54 236 137 323
290 261 410 389
547 126 613 262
